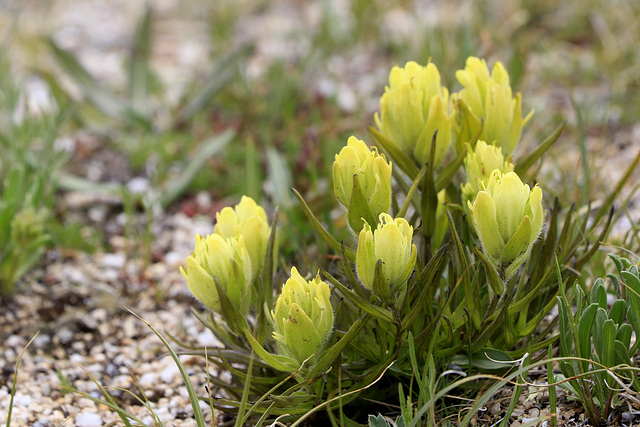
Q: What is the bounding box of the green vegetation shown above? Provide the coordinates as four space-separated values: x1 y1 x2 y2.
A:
3 0 640 425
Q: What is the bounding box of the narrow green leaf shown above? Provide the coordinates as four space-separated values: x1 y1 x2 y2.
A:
306 318 364 380
608 299 626 326
589 279 607 309
556 296 572 358
320 268 394 323
266 148 294 209
6 333 39 427
514 121 565 176
622 271 640 339
161 129 234 206
600 319 617 368
401 246 448 333
348 174 376 233
421 131 438 240
608 253 624 275
213 276 248 336
576 303 597 370
235 350 255 427
129 6 152 116
591 308 608 365
473 246 504 295
372 259 394 307
243 329 299 372
126 309 206 427
499 355 527 427
451 349 514 371
292 188 355 262
614 339 631 366
369 126 420 179
406 333 422 386
178 44 253 124
4 167 24 205
48 38 151 129
547 346 557 427
57 173 123 194
396 164 427 219
435 149 466 191
615 324 632 354
447 210 479 328
260 207 279 312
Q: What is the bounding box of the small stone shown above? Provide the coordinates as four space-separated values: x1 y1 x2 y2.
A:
70 353 84 363
80 314 98 331
7 334 25 348
32 334 51 349
164 251 184 267
75 412 102 427
87 206 106 223
127 177 150 194
101 253 125 269
489 401 500 415
57 328 75 345
122 316 137 338
197 330 219 347
196 191 211 208
16 393 31 407
511 408 524 417
41 382 51 396
161 365 178 383
139 372 157 387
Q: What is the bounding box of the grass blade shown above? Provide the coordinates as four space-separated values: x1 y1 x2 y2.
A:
178 44 253 125
514 121 565 177
126 308 206 427
129 6 152 116
6 332 39 427
47 38 151 129
160 129 234 207
547 346 558 427
292 188 356 261
266 148 294 209
236 350 255 427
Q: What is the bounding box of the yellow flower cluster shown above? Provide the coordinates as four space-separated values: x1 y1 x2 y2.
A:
375 57 533 162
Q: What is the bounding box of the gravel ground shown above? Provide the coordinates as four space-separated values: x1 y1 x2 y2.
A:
1 203 222 426
2 0 640 425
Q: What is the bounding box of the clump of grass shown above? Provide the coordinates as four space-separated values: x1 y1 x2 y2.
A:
0 52 68 295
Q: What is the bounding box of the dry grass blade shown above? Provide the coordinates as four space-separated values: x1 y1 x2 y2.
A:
6 332 39 427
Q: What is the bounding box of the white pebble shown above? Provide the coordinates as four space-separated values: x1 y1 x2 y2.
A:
6 335 25 348
70 353 84 363
16 393 31 407
161 365 179 383
101 253 126 269
75 412 102 427
127 177 150 194
33 334 51 349
164 251 185 267
196 191 211 208
197 330 219 347
139 372 157 387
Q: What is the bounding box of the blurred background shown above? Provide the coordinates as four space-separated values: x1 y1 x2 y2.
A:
2 1 640 424
1 0 639 263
